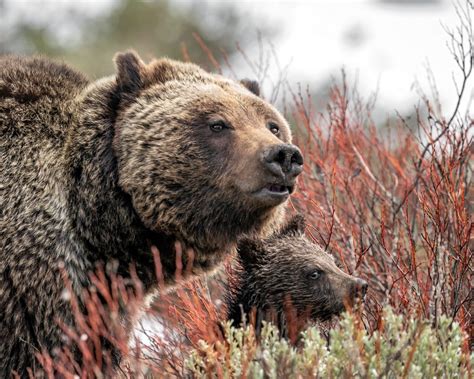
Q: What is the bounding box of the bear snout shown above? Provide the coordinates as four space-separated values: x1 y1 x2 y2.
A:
351 278 368 300
262 144 304 179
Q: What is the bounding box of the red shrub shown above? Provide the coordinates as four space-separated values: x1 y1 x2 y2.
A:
290 75 472 335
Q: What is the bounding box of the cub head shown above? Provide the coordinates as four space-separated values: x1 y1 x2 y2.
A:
233 215 368 323
112 51 303 268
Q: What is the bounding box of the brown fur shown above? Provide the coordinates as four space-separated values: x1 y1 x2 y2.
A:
226 215 368 337
0 52 302 375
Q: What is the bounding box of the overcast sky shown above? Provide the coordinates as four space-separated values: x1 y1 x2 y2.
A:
2 0 472 118
228 0 471 118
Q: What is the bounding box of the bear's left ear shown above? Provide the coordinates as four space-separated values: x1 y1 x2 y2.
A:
240 79 260 97
279 214 306 237
114 50 146 95
237 237 264 266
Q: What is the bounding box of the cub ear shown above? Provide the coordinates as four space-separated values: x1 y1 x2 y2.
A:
279 214 306 237
114 50 146 94
240 79 260 97
237 237 264 266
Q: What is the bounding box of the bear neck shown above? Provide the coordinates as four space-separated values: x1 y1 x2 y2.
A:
226 264 269 327
227 290 291 339
64 78 230 290
226 281 293 339
226 261 300 339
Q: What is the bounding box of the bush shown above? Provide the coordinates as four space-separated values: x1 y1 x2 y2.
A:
186 307 473 378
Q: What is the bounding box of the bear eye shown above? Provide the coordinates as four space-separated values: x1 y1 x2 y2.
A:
268 122 280 135
209 120 227 132
309 270 322 280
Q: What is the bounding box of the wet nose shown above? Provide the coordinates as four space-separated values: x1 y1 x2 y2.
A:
352 278 368 299
262 144 304 177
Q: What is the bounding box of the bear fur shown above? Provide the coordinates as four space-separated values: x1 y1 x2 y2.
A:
0 52 303 375
225 215 368 337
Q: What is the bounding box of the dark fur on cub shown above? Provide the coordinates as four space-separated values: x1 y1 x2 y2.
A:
0 52 302 375
226 215 368 336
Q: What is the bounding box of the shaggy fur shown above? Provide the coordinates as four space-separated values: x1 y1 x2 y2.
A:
0 52 302 375
226 215 368 336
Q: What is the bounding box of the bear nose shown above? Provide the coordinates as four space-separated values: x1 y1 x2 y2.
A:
352 278 368 299
262 144 304 177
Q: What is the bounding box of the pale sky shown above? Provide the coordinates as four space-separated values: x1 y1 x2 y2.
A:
226 0 471 118
2 0 472 118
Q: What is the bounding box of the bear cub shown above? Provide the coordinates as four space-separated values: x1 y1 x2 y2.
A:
226 215 368 337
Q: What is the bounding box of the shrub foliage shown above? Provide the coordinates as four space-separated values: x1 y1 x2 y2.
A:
186 307 473 378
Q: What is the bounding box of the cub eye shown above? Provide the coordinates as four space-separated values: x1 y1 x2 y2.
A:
268 122 280 135
309 270 322 280
209 120 227 132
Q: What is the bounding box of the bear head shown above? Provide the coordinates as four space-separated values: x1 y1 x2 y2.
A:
232 215 368 324
112 51 303 272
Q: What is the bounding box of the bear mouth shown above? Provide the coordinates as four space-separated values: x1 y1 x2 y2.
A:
266 184 293 194
252 183 294 205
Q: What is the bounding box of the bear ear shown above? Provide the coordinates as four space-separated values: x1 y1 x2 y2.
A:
114 50 146 95
237 237 264 266
279 214 306 237
240 79 260 97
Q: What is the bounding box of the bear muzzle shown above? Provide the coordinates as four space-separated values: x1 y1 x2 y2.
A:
262 144 304 178
351 278 368 300
251 144 303 205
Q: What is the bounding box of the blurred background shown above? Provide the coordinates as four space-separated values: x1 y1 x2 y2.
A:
0 0 469 122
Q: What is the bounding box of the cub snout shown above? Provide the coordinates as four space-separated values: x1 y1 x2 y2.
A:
351 278 368 300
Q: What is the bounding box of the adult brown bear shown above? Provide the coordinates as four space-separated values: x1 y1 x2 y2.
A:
0 51 303 375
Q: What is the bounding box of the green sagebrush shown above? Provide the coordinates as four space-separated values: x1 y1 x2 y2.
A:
185 307 472 378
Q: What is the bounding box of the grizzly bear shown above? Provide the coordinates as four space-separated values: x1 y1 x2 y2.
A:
0 51 303 375
225 215 368 338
